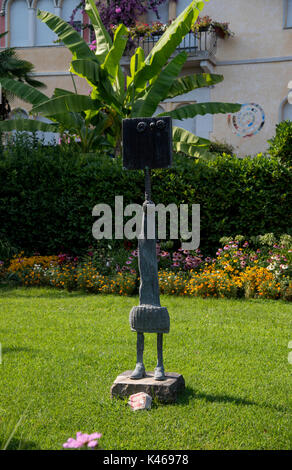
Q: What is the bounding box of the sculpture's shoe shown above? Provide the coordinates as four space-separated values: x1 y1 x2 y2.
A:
154 366 166 381
130 363 146 380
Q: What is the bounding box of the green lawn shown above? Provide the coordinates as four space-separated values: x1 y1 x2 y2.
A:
0 286 291 450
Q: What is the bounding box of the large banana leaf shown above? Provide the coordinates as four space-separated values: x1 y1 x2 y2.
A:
158 102 242 119
172 126 215 159
102 24 128 98
166 73 224 99
0 118 58 133
71 59 123 111
132 52 187 117
52 88 75 98
37 10 96 62
0 77 48 106
32 94 99 116
127 47 145 89
70 59 100 88
132 0 207 89
48 111 85 131
85 0 112 63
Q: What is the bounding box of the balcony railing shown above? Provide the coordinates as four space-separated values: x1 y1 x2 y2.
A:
125 29 217 59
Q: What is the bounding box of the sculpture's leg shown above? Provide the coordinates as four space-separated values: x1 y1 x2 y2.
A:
154 333 166 381
130 333 146 379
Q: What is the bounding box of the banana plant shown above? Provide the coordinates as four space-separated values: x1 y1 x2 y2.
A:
0 0 241 158
0 77 112 152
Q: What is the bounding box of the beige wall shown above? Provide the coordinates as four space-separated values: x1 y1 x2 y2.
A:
166 0 292 155
210 61 292 155
203 0 292 155
10 46 90 108
200 0 291 60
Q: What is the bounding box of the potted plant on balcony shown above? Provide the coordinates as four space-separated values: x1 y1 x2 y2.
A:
131 22 152 38
192 15 212 33
212 21 234 39
150 21 168 36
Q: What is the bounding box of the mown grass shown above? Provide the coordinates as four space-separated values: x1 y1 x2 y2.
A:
0 286 291 450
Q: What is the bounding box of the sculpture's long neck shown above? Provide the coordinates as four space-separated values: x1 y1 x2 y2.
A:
144 167 152 204
138 169 161 307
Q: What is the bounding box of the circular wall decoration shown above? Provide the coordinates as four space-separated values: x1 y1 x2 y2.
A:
228 103 265 138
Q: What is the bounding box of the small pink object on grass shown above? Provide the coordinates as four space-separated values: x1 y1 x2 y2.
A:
63 432 102 449
128 392 152 411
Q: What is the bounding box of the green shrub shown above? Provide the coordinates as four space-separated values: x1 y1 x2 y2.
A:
0 135 291 256
208 140 234 156
0 237 17 261
268 120 292 167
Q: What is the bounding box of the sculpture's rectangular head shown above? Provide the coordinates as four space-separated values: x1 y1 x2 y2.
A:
122 116 172 170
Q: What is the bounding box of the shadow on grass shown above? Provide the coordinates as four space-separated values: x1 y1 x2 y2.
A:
0 437 39 450
2 346 39 355
0 285 138 301
0 285 90 299
177 386 288 413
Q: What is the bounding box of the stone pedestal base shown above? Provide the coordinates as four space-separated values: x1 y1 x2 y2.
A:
110 371 185 403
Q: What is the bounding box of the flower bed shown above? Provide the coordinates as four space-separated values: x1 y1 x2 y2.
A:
3 234 291 301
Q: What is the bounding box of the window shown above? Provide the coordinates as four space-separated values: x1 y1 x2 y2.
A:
147 1 169 24
176 0 191 16
10 0 29 47
8 0 84 47
284 0 292 28
35 0 56 46
173 103 197 135
62 0 82 32
283 101 292 120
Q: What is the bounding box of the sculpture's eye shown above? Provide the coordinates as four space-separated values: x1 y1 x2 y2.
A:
137 122 147 133
156 120 165 130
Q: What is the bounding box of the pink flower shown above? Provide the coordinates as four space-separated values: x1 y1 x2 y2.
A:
115 7 121 13
63 432 102 449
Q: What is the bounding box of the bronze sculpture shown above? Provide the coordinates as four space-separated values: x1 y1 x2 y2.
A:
122 117 172 381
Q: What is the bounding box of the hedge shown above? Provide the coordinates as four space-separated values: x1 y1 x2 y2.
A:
0 136 291 256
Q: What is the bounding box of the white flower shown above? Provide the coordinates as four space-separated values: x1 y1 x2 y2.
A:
267 263 275 271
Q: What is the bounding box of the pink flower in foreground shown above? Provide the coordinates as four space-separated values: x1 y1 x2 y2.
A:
63 432 102 449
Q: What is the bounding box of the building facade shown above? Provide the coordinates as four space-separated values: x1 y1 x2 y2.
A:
0 0 292 155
